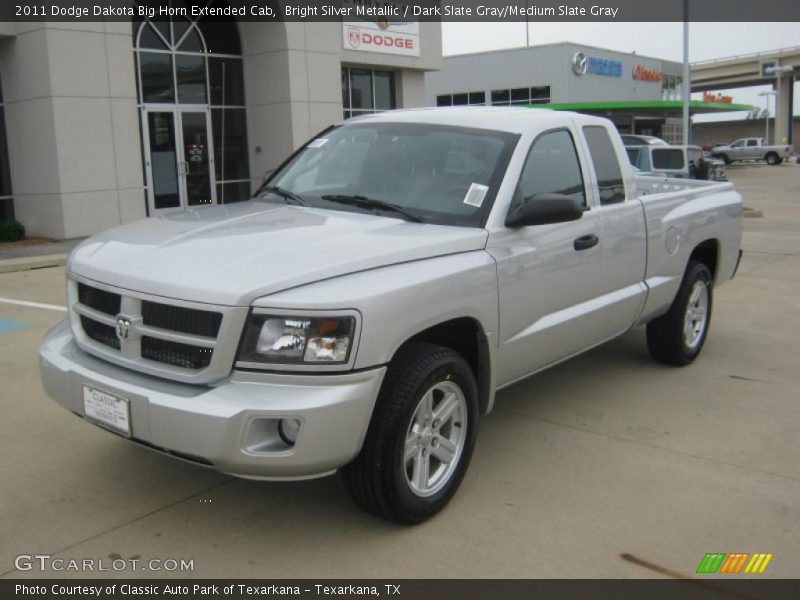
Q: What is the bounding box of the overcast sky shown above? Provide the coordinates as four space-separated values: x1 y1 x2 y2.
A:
441 22 800 120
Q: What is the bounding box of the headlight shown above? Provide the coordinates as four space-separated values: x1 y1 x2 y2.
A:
237 313 356 367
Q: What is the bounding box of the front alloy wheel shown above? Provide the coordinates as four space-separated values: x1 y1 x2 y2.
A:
404 380 468 498
342 342 479 524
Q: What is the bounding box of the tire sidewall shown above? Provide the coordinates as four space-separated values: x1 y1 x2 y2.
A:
676 263 713 361
389 355 479 521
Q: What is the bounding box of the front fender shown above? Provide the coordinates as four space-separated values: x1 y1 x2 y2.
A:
252 251 500 371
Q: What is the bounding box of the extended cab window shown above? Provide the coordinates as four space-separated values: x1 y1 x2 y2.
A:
582 126 626 204
746 139 759 147
518 130 586 207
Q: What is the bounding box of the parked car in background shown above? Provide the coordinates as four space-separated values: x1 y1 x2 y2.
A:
626 144 727 181
620 134 669 147
711 138 791 165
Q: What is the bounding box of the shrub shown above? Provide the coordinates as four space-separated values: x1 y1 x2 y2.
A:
0 219 25 242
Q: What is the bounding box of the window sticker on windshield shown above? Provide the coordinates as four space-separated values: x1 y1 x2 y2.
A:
307 138 328 148
463 183 489 208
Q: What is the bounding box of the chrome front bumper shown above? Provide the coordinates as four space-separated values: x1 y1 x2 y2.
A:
39 319 385 480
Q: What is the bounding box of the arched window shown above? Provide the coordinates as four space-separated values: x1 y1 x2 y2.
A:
133 3 250 212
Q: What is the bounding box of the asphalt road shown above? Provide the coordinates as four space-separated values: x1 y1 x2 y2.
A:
1 164 798 579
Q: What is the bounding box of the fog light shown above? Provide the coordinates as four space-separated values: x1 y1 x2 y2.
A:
278 418 302 445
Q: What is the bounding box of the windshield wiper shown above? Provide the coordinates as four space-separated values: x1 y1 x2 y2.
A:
257 185 305 206
320 194 423 223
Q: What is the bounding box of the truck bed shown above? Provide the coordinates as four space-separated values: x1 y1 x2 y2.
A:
633 174 743 325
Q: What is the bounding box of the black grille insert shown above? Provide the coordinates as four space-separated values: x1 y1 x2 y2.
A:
80 316 120 349
142 301 222 338
141 337 212 370
78 283 121 316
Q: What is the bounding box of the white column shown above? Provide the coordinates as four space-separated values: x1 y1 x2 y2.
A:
774 74 793 146
0 22 144 239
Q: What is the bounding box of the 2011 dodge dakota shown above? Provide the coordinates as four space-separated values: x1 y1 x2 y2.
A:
39 108 743 523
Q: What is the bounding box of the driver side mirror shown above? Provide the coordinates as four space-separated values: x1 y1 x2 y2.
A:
505 190 585 228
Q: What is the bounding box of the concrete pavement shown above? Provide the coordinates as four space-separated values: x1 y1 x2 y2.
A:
0 165 798 579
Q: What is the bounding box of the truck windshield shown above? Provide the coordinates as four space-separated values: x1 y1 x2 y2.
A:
262 122 519 227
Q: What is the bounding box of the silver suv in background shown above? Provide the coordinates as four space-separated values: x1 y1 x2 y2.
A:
619 134 669 147
627 144 727 181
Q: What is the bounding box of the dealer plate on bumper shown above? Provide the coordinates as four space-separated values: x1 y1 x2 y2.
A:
82 385 131 437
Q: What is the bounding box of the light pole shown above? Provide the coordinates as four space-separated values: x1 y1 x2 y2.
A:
524 0 529 46
682 0 690 177
758 90 777 144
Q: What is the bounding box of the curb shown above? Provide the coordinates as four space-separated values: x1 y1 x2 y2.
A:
0 254 67 274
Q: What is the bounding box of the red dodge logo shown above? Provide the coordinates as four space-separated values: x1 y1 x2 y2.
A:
348 28 361 48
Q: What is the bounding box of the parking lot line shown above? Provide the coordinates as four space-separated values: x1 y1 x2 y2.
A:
0 297 67 312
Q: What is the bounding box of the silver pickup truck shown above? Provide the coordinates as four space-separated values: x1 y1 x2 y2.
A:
711 137 792 165
39 108 742 523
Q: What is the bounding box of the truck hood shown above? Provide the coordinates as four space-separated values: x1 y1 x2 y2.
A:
68 202 489 306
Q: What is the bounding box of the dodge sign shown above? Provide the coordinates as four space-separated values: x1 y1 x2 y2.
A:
342 20 420 57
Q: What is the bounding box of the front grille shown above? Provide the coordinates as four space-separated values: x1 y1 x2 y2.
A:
78 283 120 316
142 301 222 338
80 315 120 349
73 282 231 377
142 337 213 369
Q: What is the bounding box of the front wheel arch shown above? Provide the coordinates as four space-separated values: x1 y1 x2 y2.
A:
389 317 494 416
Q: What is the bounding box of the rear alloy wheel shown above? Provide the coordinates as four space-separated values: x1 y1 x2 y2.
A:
342 342 479 524
647 261 713 366
765 152 781 166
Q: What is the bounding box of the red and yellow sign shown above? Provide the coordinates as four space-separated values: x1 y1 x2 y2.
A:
703 91 734 104
632 64 663 83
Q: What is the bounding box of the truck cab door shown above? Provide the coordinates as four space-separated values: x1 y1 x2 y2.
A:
487 127 644 387
579 124 648 342
745 138 760 159
728 139 745 160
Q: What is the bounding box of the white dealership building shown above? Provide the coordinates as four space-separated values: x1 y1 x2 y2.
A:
0 5 441 239
426 43 749 146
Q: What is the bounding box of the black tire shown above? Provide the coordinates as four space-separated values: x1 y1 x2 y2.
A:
765 152 780 166
342 342 479 524
718 154 731 165
647 261 714 366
